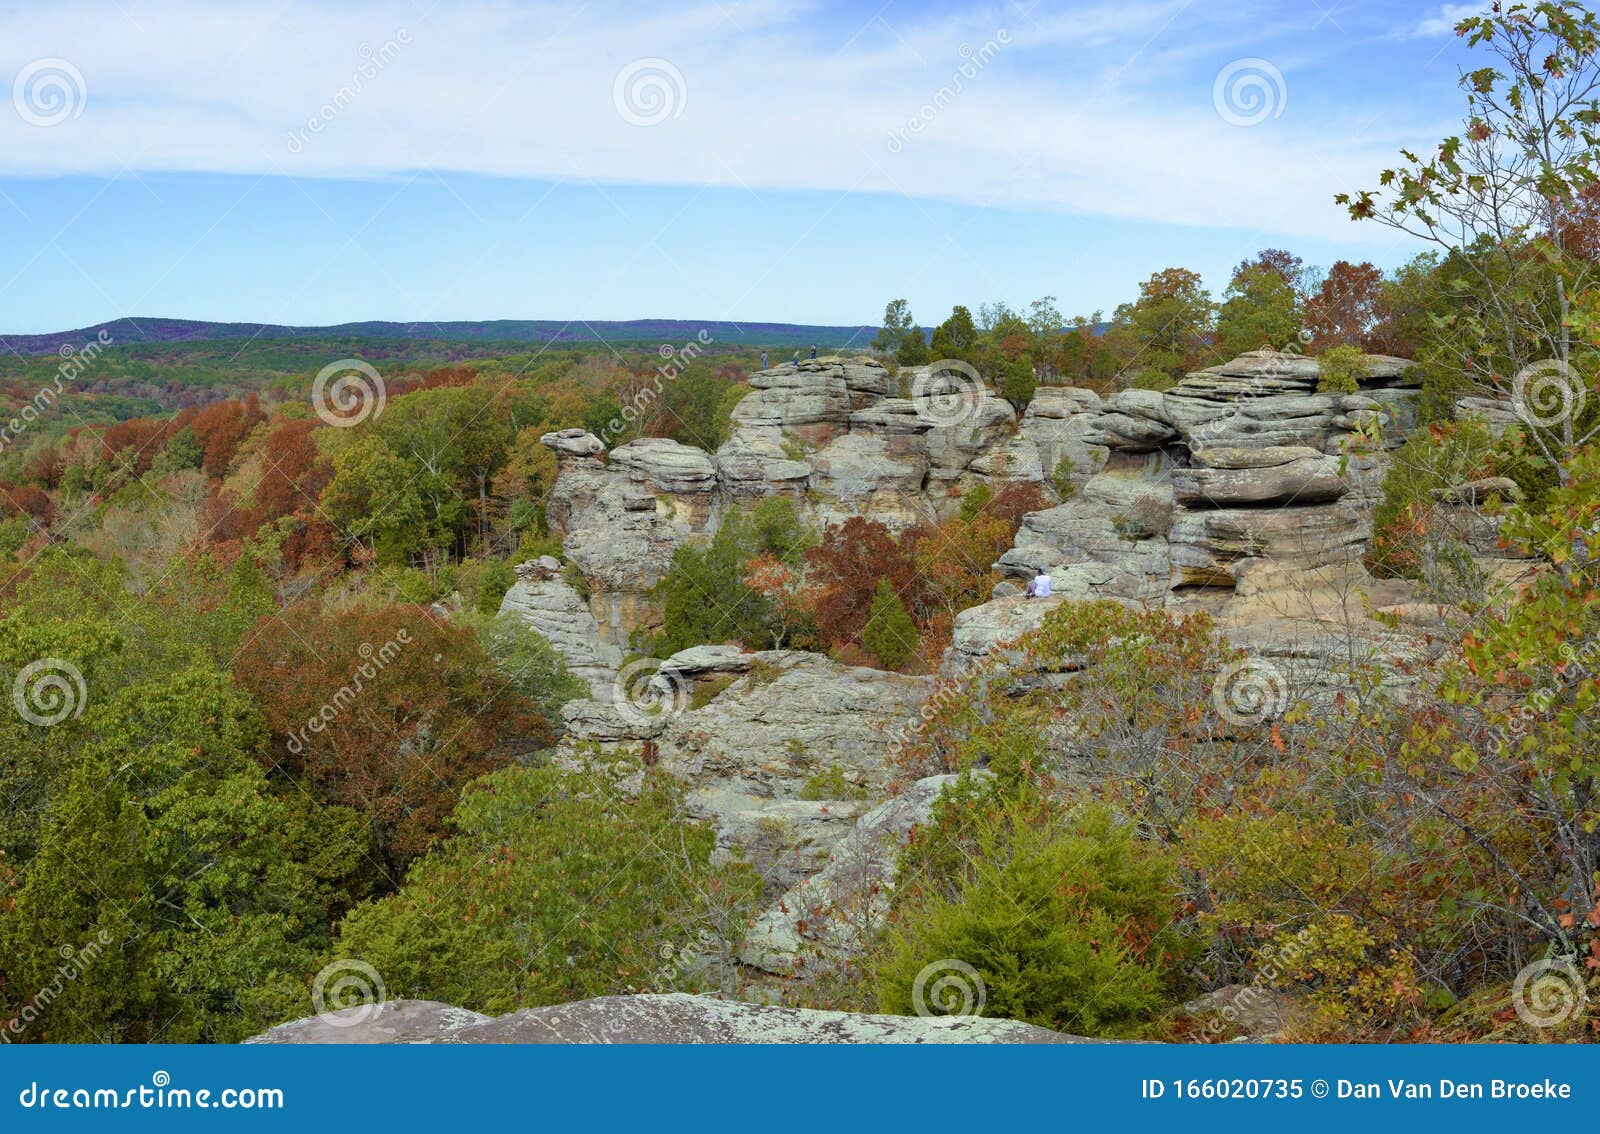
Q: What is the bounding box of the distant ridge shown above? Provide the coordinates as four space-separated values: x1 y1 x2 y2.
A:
0 317 881 356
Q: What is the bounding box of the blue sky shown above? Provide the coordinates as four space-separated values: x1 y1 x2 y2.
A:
0 0 1484 334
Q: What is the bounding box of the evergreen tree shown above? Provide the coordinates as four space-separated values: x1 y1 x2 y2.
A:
929 305 980 364
862 577 919 669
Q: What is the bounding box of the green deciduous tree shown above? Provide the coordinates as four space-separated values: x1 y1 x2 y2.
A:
331 760 762 1014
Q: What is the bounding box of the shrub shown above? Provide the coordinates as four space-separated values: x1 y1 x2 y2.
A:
799 764 870 801
1368 420 1496 578
687 670 738 710
472 558 515 615
878 785 1185 1037
332 761 762 1015
459 610 587 722
1315 343 1366 394
1051 455 1078 500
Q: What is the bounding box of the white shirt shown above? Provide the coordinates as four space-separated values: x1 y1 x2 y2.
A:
1031 574 1052 597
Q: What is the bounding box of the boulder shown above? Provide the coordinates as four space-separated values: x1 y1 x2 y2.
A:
945 594 1067 675
1454 395 1520 435
1174 446 1348 508
540 428 605 459
1433 476 1522 506
541 434 721 641
1019 387 1111 487
608 437 718 495
655 652 929 802
249 994 1101 1044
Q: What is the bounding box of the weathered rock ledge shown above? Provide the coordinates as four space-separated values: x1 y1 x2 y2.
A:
248 993 1104 1044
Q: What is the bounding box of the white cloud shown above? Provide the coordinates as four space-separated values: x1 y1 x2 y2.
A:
1408 3 1485 38
0 0 1430 242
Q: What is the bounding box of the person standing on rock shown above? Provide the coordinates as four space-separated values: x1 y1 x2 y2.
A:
791 349 800 367
809 344 817 360
760 350 769 370
1025 568 1052 599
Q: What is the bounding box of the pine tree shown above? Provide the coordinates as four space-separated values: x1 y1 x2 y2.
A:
862 577 919 670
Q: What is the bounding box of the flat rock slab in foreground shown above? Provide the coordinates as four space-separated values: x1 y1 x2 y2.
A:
248 993 1106 1044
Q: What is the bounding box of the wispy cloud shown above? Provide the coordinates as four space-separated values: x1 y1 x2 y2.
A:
0 0 1455 242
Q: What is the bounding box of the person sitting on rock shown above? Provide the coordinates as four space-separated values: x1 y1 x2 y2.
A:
1025 568 1052 599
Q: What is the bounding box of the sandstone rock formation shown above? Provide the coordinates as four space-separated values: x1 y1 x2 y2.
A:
496 557 620 697
741 773 968 977
559 649 930 900
539 430 720 642
511 348 1463 997
249 993 1100 1044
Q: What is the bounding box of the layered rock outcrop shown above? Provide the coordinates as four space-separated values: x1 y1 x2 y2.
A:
539 430 720 642
559 648 930 904
508 348 1451 991
496 556 620 697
